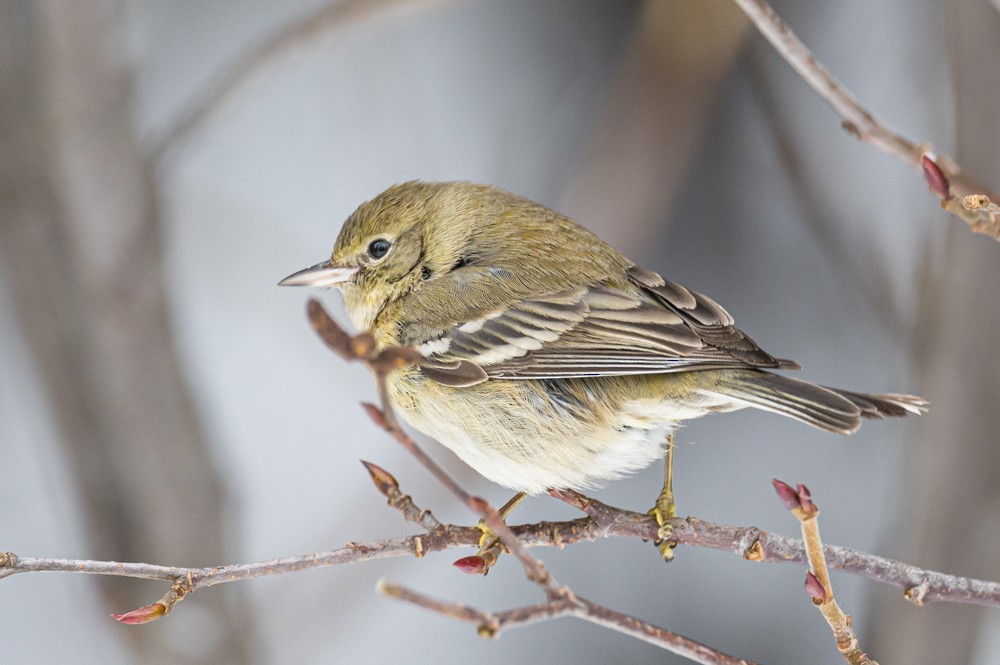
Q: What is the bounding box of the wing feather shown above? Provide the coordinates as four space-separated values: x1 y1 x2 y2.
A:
407 265 797 384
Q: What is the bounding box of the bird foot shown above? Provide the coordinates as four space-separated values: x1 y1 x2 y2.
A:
452 492 525 575
453 518 505 575
648 492 678 562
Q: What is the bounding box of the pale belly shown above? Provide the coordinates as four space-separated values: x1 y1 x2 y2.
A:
387 370 740 494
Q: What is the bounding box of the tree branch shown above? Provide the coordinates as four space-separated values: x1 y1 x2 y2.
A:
6 303 998 662
772 480 877 665
3 482 998 607
553 489 1000 608
733 0 1000 240
378 580 758 665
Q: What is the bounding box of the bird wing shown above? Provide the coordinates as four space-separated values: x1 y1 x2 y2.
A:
412 265 798 387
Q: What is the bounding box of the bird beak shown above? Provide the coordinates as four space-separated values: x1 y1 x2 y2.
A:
277 260 358 287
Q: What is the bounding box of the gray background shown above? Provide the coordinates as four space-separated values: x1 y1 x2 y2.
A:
2 1 999 663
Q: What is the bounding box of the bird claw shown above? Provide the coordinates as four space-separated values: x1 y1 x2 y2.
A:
454 492 525 575
657 522 674 541
476 517 494 550
456 518 503 574
648 500 678 562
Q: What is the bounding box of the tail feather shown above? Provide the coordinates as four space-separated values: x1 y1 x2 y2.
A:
706 371 928 435
834 388 928 419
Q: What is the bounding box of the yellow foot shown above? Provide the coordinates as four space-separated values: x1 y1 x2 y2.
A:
453 492 526 575
477 518 504 570
648 489 677 562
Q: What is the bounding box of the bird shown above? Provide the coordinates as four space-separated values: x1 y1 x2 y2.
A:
279 180 926 561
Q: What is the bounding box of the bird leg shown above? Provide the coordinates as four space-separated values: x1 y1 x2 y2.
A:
472 491 526 572
649 432 678 561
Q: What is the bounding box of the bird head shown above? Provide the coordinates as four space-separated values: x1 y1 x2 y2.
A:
280 181 625 334
279 181 479 330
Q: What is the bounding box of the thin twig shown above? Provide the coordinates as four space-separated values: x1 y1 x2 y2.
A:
4 490 999 607
733 0 1000 239
772 481 876 665
552 489 1000 608
378 581 758 665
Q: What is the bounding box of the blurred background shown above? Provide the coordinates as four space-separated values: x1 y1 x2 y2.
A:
2 0 999 663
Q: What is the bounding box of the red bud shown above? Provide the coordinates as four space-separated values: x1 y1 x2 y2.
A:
922 155 950 199
360 460 398 496
771 479 801 512
453 555 487 575
361 402 387 429
796 483 816 516
306 300 353 358
112 603 166 625
467 496 490 514
805 571 827 603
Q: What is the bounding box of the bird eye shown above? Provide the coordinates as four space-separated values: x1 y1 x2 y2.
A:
367 238 391 259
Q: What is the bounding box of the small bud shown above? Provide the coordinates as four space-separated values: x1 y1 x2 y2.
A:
307 300 353 356
112 603 166 625
467 496 490 514
477 622 499 638
453 555 487 575
361 402 387 429
796 483 817 517
922 155 951 199
771 479 801 512
903 584 927 607
360 460 398 496
805 571 827 604
743 539 764 561
549 488 588 511
962 193 998 213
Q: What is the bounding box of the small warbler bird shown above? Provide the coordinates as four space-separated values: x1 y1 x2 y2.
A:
280 181 926 558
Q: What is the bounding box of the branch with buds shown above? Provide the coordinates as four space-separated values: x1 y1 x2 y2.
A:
734 0 1000 240
3 302 999 662
5 468 994 601
773 480 877 665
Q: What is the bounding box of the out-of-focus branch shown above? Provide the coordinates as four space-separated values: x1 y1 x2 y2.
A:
149 0 447 168
0 2 254 661
562 0 750 257
733 0 1000 240
772 481 877 665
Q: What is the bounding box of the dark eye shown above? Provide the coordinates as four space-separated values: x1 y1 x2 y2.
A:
367 238 391 259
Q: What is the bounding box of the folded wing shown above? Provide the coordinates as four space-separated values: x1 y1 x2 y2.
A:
413 265 798 387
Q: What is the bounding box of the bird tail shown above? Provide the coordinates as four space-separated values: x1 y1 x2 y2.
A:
705 371 928 434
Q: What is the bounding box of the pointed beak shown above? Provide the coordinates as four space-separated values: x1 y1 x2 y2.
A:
277 260 358 287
